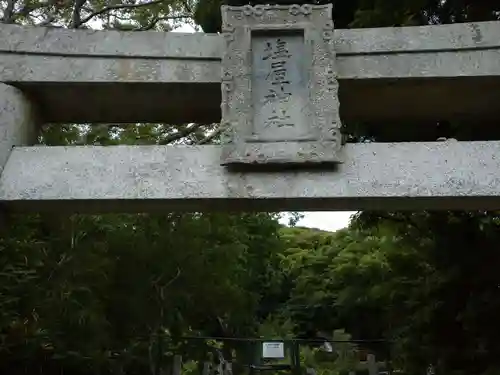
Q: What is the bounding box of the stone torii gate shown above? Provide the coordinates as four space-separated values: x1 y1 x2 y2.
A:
1 5 500 213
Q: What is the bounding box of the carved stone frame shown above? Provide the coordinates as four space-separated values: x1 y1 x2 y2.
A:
220 4 342 167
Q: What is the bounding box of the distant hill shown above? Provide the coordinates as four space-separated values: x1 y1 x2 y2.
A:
279 225 343 250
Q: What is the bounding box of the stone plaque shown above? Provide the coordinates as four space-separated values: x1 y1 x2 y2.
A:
220 4 342 167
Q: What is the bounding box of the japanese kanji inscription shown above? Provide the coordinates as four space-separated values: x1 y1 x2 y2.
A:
220 4 343 167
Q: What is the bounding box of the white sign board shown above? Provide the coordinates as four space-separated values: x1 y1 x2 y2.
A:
262 341 285 359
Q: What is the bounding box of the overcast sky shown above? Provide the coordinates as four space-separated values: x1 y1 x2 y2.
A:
173 23 197 32
283 212 356 232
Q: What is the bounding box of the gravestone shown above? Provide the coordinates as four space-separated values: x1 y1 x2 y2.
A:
219 4 342 167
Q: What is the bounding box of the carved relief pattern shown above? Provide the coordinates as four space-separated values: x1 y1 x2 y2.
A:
220 71 234 121
237 4 314 18
322 20 334 41
222 24 235 44
288 4 312 16
242 4 269 17
312 14 341 146
221 5 249 148
219 120 234 144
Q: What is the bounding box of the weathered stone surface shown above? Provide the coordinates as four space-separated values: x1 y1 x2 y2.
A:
251 33 308 141
0 84 38 174
2 22 500 124
2 141 500 212
0 23 222 58
220 4 342 166
3 21 499 58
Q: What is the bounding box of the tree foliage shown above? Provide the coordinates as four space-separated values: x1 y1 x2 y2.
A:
195 0 500 33
1 0 197 30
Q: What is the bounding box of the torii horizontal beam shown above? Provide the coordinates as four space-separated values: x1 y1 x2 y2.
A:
1 21 500 124
1 141 499 213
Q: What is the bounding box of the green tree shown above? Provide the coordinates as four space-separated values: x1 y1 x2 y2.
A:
351 211 500 374
0 210 287 373
1 0 196 30
195 0 500 33
276 212 500 374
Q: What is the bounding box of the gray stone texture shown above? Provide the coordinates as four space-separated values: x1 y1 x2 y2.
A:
219 4 342 165
1 141 500 212
2 21 498 58
251 33 309 141
1 22 500 124
0 84 38 174
0 24 223 58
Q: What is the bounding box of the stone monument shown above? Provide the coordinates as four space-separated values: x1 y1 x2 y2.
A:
219 4 343 167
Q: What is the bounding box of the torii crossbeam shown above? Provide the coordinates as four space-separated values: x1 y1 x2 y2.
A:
1 6 500 213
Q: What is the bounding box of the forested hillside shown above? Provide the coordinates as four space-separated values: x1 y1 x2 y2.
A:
2 0 500 374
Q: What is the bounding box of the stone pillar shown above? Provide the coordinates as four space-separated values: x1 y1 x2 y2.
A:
367 353 377 375
0 83 38 174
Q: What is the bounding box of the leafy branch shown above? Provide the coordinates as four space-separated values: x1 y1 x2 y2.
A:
1 0 16 23
158 123 204 145
197 124 225 145
72 0 166 28
136 14 193 30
